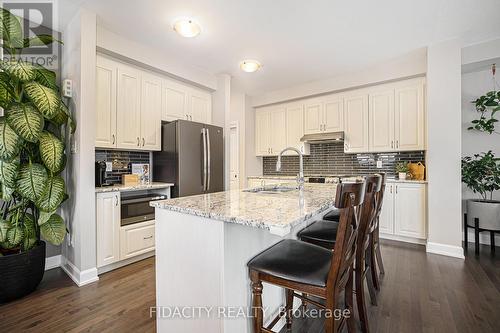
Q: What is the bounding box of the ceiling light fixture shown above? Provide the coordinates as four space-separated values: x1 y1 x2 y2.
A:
173 18 201 38
240 60 262 73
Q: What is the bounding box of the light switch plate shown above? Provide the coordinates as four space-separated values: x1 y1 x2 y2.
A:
62 79 73 98
106 162 113 172
376 160 383 168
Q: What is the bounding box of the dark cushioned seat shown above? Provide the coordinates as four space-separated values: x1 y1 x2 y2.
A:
247 239 333 287
297 220 339 248
323 209 340 221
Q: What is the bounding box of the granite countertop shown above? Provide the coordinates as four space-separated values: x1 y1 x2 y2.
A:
248 175 427 184
151 183 337 234
95 182 175 193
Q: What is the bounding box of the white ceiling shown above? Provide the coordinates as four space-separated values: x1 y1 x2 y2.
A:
75 0 500 96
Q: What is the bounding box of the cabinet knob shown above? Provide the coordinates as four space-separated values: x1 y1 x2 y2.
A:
137 137 140 146
142 138 145 146
112 134 115 145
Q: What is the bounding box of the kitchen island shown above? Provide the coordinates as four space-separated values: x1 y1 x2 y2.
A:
151 183 338 333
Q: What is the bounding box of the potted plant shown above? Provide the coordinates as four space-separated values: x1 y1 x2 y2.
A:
395 162 409 180
462 151 500 232
0 8 75 303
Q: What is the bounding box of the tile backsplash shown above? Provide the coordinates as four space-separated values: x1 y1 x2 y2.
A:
263 142 425 178
95 149 150 185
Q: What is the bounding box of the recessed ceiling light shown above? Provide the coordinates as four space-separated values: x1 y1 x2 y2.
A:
173 19 201 38
240 60 262 73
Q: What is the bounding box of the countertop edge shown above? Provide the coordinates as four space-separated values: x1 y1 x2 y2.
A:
95 183 175 193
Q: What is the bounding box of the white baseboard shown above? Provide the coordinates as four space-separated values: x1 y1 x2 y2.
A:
426 242 465 259
97 251 154 275
45 255 62 270
61 258 99 287
379 233 427 245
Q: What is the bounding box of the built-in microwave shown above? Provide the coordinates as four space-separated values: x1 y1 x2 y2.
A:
120 193 166 227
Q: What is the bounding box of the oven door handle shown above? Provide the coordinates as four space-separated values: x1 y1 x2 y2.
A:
121 197 165 205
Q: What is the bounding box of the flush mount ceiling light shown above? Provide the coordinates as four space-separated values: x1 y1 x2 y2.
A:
240 60 262 73
173 18 201 38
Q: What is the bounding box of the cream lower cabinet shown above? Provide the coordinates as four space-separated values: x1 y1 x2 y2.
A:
96 192 121 268
120 220 155 260
379 182 427 241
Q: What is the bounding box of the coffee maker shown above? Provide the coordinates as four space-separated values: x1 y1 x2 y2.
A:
95 161 108 187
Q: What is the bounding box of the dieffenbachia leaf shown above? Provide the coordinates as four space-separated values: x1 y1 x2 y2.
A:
0 59 36 82
23 82 61 119
0 157 19 187
17 163 48 202
39 131 65 173
40 213 66 245
6 104 45 142
0 8 23 49
37 176 65 212
0 117 22 161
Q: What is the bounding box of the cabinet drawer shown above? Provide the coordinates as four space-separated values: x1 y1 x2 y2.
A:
120 220 155 260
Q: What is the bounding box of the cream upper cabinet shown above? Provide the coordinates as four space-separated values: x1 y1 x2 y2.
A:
116 64 142 149
369 88 395 152
344 93 369 153
394 183 427 239
304 99 323 134
255 108 271 156
162 81 212 124
285 103 310 155
190 89 212 124
96 192 120 268
140 73 162 150
162 79 189 121
323 95 343 132
269 106 287 155
394 79 425 151
95 55 117 148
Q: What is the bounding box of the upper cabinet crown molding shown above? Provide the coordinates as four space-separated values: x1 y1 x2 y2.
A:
95 53 213 151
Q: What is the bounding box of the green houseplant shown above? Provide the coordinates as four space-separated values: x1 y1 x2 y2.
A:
0 8 75 302
395 162 409 180
467 90 500 134
462 151 500 234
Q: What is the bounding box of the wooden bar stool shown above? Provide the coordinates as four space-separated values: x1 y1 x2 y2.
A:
370 173 386 290
297 175 382 333
247 182 366 333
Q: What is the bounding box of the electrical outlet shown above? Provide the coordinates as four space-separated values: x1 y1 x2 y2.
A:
376 160 383 168
106 162 113 172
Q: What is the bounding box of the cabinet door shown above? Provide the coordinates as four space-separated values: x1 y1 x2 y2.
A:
269 106 287 155
394 184 426 239
285 103 309 155
323 95 343 132
95 56 117 148
116 64 142 149
369 89 395 152
344 94 369 153
304 99 323 134
190 90 212 124
140 73 162 150
120 220 155 260
394 80 425 151
96 192 120 268
378 184 395 235
255 108 270 156
162 80 189 121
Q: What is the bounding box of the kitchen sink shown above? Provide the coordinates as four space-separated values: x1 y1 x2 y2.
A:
243 186 298 194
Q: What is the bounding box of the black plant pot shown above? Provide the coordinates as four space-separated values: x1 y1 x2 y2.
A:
0 241 46 303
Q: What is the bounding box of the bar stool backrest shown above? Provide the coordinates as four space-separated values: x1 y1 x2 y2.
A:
327 182 366 291
357 175 383 258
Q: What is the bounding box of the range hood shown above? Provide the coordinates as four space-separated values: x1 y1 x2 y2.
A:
300 131 344 143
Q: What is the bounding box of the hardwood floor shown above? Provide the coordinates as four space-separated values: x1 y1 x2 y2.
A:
1 240 499 332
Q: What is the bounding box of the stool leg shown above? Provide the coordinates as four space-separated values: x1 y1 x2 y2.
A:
285 288 293 330
369 234 380 291
301 293 308 311
355 263 370 333
345 266 356 333
491 232 496 254
464 213 468 252
250 270 263 333
374 225 385 275
474 218 480 256
365 248 378 305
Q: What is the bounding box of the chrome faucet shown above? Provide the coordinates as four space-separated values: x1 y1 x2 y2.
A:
276 147 304 189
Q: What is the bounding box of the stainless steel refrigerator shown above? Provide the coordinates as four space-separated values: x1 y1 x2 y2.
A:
153 120 224 198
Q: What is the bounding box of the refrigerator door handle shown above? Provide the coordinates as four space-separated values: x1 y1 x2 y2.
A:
206 127 211 192
202 128 207 192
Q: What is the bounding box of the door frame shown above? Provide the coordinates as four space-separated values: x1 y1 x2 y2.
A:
229 121 240 190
